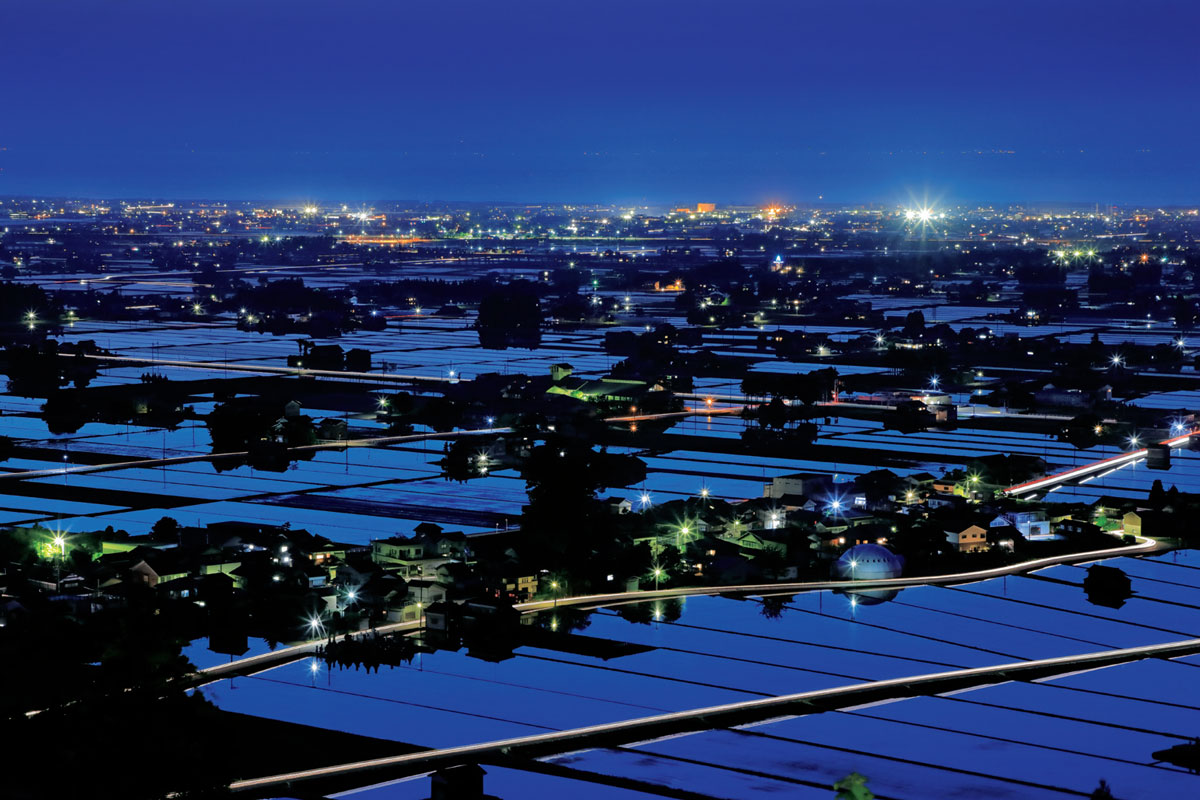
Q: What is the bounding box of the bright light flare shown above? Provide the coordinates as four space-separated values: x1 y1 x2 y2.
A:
904 206 937 225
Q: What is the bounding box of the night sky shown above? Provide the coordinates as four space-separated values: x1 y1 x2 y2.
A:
2 0 1197 205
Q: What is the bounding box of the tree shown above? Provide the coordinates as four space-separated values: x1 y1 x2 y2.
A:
150 516 181 543
1149 479 1166 509
1061 413 1103 449
833 772 874 800
1090 779 1114 799
902 310 926 337
760 595 791 619
476 282 543 349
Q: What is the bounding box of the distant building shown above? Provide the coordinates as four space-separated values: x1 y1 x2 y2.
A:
1146 443 1171 470
764 472 834 500
317 418 348 440
1033 383 1111 409
372 527 469 578
545 377 647 405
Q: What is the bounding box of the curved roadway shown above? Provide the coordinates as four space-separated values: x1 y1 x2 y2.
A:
197 534 1161 684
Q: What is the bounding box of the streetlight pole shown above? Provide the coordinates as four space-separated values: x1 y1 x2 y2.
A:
53 534 65 589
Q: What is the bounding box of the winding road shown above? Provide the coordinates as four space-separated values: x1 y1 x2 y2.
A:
196 534 1160 685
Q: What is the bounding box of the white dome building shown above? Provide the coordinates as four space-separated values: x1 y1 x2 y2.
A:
833 543 904 581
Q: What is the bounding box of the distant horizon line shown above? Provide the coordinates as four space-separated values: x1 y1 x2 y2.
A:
1 193 1196 211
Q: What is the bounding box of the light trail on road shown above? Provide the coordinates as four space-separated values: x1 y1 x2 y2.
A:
1005 432 1195 496
227 628 1200 795
195 535 1159 685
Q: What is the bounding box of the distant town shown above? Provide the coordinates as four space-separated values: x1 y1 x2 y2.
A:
3 196 1199 798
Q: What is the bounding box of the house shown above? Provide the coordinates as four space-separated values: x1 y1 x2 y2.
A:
1122 510 1169 538
755 506 789 530
101 538 173 556
772 494 819 513
545 377 650 410
925 494 965 511
198 554 242 577
345 348 371 372
159 576 206 601
310 541 360 566
302 564 328 588
372 536 432 577
927 402 957 424
317 418 349 441
433 561 478 593
603 497 633 515
718 528 790 557
764 472 834 500
990 510 1053 540
423 600 455 632
825 508 877 528
405 578 450 607
99 547 191 588
1056 517 1103 539
945 523 990 553
479 570 539 601
931 477 958 495
814 515 851 536
906 472 936 488
128 558 190 588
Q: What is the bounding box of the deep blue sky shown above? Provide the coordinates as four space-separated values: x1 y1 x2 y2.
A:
2 0 1197 205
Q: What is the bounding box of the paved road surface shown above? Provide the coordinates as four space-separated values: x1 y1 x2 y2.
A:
196 534 1159 685
1005 431 1195 496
